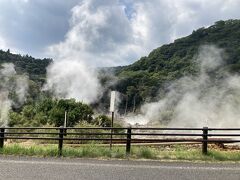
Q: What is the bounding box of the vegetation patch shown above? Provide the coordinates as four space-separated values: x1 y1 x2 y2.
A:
1 143 240 162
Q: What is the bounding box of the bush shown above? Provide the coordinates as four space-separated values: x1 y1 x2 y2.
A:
93 115 111 127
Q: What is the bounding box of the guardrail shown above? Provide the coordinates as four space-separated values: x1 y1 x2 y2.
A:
0 126 240 156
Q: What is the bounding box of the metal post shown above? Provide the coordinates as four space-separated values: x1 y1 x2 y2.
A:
110 112 114 150
0 128 5 148
126 127 132 155
202 127 208 155
58 126 64 156
63 111 67 136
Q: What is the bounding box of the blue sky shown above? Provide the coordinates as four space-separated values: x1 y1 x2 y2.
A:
1 0 240 66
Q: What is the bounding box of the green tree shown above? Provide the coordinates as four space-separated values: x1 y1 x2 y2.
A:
47 99 94 127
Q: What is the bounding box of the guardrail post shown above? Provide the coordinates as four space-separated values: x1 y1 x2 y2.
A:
126 127 132 155
63 128 67 136
202 127 208 155
0 127 5 148
110 112 114 150
58 126 64 156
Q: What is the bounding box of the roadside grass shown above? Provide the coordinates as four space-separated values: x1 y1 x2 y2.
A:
0 144 126 158
133 147 157 159
0 143 240 162
0 144 59 157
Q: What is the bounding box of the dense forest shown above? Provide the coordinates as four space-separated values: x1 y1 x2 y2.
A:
0 49 51 81
0 50 113 127
1 19 240 126
0 50 52 103
111 19 240 112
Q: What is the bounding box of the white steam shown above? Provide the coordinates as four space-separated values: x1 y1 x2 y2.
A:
0 63 29 126
44 59 101 104
125 45 240 128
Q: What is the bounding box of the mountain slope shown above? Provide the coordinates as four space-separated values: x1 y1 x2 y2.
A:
0 50 52 82
113 19 240 111
1 19 240 113
0 49 52 103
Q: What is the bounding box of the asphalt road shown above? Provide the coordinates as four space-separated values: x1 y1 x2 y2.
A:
0 156 240 180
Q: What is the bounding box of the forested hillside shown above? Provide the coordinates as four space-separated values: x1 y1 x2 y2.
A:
0 51 112 127
112 19 240 111
0 50 51 80
1 19 240 126
0 50 52 103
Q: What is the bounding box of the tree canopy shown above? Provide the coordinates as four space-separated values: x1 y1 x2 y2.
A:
106 19 240 111
9 98 94 127
2 19 240 122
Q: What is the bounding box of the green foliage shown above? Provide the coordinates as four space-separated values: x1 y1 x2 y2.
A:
0 144 59 157
9 98 94 127
0 50 52 108
0 50 51 80
3 143 240 161
3 19 240 117
48 99 94 127
136 147 156 159
0 144 126 158
93 114 112 127
104 19 240 111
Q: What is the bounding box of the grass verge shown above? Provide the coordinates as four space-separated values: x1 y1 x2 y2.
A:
1 144 240 162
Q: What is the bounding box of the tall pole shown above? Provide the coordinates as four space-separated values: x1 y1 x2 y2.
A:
64 111 67 128
63 111 67 136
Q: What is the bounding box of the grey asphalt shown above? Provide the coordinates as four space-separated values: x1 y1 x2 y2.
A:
0 156 240 180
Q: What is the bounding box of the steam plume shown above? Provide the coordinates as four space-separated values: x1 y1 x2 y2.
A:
44 59 101 104
0 63 29 126
125 45 240 128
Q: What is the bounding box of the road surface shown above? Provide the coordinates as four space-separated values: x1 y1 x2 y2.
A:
0 156 240 180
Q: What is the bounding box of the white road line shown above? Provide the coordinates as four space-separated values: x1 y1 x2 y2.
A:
0 159 240 171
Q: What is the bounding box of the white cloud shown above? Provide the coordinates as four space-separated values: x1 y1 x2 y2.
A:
0 0 239 63
131 0 240 46
0 36 7 50
0 35 26 55
47 0 139 66
0 0 79 57
47 0 240 67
